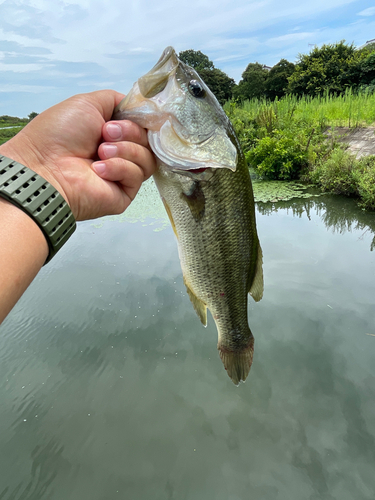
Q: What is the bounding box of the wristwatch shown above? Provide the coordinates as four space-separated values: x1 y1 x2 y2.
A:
0 154 76 264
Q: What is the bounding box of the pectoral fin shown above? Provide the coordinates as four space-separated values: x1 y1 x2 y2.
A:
184 277 207 326
181 182 205 222
248 241 264 302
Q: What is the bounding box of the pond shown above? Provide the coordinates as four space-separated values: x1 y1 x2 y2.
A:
1 180 375 500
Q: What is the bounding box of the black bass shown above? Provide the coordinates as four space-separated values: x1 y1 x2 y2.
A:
113 47 263 385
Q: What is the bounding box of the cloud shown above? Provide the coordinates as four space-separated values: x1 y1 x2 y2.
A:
0 0 63 43
357 7 375 17
266 32 317 48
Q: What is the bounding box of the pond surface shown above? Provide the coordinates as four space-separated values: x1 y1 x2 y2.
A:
1 180 375 500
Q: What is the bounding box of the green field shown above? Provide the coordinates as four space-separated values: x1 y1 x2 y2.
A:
0 126 26 145
0 115 29 145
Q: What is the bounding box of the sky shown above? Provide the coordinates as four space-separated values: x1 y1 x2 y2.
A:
1 0 375 117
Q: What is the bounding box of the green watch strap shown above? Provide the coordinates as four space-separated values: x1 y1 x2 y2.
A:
0 154 76 264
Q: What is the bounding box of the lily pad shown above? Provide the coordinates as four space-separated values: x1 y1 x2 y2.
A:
253 180 321 203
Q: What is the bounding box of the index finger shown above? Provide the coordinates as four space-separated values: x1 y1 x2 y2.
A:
102 120 150 149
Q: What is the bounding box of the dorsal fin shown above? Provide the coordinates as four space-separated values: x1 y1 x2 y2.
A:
248 241 263 302
183 277 207 326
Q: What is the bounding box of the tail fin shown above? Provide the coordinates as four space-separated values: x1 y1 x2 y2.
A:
218 338 254 386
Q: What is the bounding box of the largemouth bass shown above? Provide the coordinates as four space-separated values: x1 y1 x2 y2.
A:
113 47 263 385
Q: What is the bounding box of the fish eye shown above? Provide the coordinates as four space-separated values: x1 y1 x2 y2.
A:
188 80 206 98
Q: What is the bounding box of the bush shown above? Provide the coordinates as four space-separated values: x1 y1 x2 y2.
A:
308 150 375 210
353 156 375 210
246 132 308 180
309 148 358 195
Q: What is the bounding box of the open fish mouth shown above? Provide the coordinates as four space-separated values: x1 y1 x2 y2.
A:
138 47 179 98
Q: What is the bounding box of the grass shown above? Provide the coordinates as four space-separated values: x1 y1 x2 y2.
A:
0 126 25 145
224 88 375 129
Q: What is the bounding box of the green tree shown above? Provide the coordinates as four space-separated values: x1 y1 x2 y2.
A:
198 67 235 104
28 111 38 121
287 41 357 96
233 63 269 101
265 59 295 100
178 49 214 71
178 49 235 104
359 51 375 85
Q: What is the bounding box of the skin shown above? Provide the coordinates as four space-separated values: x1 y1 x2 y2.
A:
0 90 156 324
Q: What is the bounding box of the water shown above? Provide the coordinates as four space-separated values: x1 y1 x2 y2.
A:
1 181 375 500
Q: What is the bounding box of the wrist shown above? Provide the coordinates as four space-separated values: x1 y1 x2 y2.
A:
0 197 49 324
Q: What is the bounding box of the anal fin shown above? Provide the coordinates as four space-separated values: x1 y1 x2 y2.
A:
183 277 207 326
249 241 264 302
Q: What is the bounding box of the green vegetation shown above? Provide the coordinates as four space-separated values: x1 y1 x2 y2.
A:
0 112 38 145
0 126 24 145
264 59 295 101
0 116 28 127
233 63 269 101
225 91 375 209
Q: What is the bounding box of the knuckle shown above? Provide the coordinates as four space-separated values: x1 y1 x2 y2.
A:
123 141 141 162
121 120 145 144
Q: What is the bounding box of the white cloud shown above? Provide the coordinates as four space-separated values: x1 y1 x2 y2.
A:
357 7 375 17
266 32 317 48
0 84 57 93
0 62 44 72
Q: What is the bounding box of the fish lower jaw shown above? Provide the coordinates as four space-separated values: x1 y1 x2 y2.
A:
217 337 254 386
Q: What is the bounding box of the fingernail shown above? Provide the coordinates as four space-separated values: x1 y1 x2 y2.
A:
93 162 106 174
106 123 122 140
102 144 118 158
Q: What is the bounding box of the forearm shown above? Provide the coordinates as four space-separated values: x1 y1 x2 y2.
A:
0 198 48 324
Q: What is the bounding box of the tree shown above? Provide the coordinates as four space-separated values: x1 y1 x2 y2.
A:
179 49 214 72
198 67 235 105
233 63 269 101
265 59 295 100
287 41 357 96
359 51 375 85
28 112 38 121
178 49 235 104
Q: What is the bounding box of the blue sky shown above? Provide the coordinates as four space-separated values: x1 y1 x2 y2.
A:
1 0 375 117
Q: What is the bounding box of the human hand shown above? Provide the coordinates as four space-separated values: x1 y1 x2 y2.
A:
0 90 156 221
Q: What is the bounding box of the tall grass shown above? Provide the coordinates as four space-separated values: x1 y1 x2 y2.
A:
224 89 375 128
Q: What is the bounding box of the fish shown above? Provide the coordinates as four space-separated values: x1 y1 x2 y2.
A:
113 47 263 385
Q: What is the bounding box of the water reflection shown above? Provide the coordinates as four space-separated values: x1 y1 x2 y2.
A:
0 181 374 499
257 192 375 251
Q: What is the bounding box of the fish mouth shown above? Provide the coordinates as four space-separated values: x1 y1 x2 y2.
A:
138 46 179 98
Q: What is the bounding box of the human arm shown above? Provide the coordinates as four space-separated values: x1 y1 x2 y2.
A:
0 90 156 323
